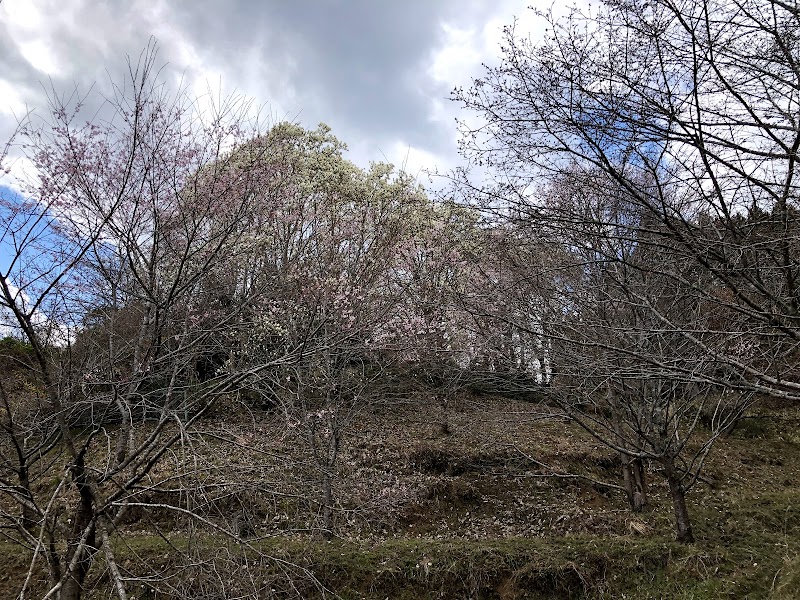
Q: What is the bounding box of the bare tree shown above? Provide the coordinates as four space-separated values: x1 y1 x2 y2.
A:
449 0 800 542
500 173 754 541
453 0 800 401
0 45 301 599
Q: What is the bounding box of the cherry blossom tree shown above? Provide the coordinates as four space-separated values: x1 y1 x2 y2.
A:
0 45 299 600
219 124 436 538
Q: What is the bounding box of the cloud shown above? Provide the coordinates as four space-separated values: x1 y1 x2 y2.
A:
18 39 61 75
0 79 27 118
0 0 581 183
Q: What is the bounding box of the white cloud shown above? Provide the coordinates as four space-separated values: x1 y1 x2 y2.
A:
414 0 590 179
428 24 483 88
0 80 27 118
426 2 547 92
0 1 46 33
1 156 38 196
18 39 61 75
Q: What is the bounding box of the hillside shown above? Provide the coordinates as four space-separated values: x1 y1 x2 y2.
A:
3 393 799 599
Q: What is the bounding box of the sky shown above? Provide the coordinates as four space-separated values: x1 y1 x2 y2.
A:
0 0 566 188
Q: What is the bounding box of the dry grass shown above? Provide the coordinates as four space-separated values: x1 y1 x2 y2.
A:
2 392 800 598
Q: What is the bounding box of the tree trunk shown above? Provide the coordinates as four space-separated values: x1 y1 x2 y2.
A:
621 456 648 512
621 454 635 508
18 465 38 533
60 528 95 599
610 386 648 511
60 461 97 600
632 458 648 511
321 471 334 541
664 461 694 544
21 499 37 534
45 522 62 586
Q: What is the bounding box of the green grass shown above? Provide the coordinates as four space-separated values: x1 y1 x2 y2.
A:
5 530 795 599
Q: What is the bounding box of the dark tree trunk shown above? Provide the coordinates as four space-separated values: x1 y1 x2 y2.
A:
610 387 648 511
632 458 648 511
21 505 37 533
45 521 62 585
18 465 38 532
60 459 97 600
321 471 334 541
664 461 694 543
621 455 634 507
622 456 648 512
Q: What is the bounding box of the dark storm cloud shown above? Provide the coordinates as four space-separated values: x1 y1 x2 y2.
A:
165 0 499 158
0 2 181 130
0 0 536 179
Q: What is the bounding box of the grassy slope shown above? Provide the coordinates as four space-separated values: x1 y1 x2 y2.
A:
2 395 799 599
